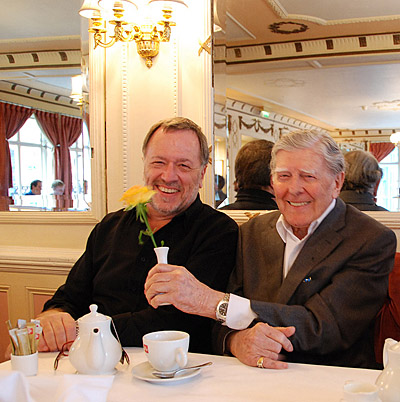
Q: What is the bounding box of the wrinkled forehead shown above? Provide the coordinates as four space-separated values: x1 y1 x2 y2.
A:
273 148 331 174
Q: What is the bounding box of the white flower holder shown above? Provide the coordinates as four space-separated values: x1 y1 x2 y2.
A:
154 247 170 306
154 246 169 264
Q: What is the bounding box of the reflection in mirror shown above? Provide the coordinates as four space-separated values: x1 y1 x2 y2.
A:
213 0 400 211
0 0 91 212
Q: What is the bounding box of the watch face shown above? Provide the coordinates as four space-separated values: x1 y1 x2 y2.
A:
218 302 228 316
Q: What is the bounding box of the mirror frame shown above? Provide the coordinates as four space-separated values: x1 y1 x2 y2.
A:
221 210 400 231
0 39 107 224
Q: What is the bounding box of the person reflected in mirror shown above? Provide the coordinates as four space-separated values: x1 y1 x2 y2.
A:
25 179 42 195
215 174 227 207
145 130 396 370
51 179 66 211
339 150 388 211
51 180 65 196
28 117 237 357
220 140 278 210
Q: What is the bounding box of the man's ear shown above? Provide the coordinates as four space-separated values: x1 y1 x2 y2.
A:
198 165 208 189
333 171 345 198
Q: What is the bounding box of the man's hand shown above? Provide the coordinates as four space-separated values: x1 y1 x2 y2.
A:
35 309 76 352
144 264 223 318
227 322 296 369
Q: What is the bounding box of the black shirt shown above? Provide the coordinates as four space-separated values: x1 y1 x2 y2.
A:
44 196 238 354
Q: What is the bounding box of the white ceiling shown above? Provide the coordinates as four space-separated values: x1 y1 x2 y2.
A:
215 0 400 132
3 0 400 132
0 0 83 101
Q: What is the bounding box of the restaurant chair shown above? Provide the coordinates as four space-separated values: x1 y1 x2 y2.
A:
374 252 400 364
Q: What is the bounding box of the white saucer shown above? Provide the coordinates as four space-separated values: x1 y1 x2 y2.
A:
132 361 201 383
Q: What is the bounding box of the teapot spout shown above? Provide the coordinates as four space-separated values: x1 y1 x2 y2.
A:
87 327 105 370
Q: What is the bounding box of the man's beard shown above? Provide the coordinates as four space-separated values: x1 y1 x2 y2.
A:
149 182 200 217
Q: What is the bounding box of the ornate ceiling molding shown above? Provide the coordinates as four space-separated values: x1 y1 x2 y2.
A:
215 32 400 65
268 0 400 25
0 50 80 70
0 80 79 112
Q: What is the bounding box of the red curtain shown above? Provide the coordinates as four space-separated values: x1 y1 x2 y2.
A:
0 102 34 210
370 142 395 162
35 111 82 207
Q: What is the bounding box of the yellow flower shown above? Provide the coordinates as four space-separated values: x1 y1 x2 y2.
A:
120 185 156 210
120 185 162 248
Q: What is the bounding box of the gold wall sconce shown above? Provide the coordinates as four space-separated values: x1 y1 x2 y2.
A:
79 0 188 68
70 74 89 114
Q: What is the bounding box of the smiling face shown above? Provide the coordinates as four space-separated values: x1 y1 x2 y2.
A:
271 147 344 239
143 128 207 218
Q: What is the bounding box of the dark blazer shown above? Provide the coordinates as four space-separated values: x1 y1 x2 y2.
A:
339 190 388 211
219 198 396 368
220 188 278 210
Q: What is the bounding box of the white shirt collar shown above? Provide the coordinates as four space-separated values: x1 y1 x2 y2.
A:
276 198 336 243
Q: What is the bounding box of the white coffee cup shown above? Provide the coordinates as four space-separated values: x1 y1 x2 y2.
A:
11 352 38 376
343 380 381 402
143 330 189 372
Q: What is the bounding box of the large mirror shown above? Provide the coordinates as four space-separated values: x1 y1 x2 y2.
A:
0 0 93 213
213 0 400 212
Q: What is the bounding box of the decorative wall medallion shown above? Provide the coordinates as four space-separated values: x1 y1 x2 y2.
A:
269 21 308 34
371 100 400 111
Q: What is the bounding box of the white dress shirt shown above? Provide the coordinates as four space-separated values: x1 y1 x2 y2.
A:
225 199 337 330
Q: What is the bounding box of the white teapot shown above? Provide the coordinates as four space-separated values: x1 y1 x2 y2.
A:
376 338 400 402
69 304 122 375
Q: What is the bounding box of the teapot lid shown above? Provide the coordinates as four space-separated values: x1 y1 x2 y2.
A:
392 342 400 351
78 304 110 323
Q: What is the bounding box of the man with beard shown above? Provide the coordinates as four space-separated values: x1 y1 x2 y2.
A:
35 117 238 354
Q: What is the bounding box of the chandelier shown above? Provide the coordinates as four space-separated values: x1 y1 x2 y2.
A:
79 0 188 68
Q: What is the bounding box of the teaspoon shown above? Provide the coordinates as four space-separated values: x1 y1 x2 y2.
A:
152 361 213 379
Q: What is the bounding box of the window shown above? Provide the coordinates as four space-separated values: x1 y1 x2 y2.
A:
9 115 91 211
378 147 400 211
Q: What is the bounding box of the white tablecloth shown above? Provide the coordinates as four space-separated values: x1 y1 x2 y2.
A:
0 347 381 402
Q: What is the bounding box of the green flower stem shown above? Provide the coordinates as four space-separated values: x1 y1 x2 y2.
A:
137 203 158 248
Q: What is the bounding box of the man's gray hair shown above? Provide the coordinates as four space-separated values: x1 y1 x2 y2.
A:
142 117 209 166
271 130 345 176
342 150 382 194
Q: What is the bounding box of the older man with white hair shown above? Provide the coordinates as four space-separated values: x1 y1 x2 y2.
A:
145 129 396 369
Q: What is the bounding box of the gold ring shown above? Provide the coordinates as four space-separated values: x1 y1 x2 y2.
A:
257 356 264 369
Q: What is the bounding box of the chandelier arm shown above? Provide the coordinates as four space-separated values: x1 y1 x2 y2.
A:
93 30 117 48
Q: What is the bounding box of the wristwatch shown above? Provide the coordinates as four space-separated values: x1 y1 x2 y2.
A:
215 293 230 323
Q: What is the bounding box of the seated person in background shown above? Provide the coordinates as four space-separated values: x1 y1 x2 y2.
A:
51 180 65 195
220 140 278 210
25 179 42 195
35 117 238 355
215 174 227 207
339 150 387 211
145 130 396 370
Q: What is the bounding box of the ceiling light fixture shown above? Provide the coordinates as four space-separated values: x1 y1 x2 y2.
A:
79 0 188 68
390 132 400 144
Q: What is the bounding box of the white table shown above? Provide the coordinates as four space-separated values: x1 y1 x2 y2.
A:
0 348 381 402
